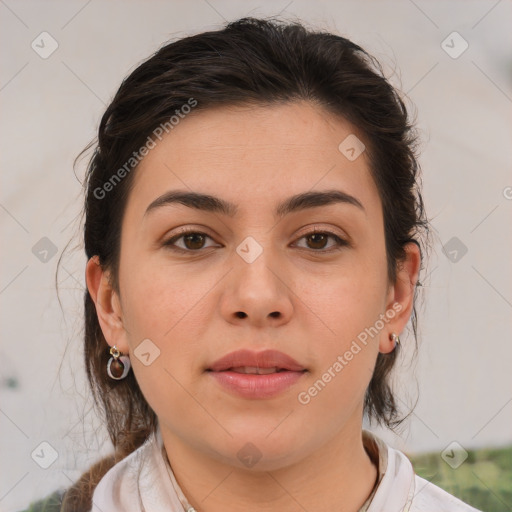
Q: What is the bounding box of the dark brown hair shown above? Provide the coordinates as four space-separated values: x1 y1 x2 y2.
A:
59 16 429 510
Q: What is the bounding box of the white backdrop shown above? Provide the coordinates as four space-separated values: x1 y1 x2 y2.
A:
1 1 511 510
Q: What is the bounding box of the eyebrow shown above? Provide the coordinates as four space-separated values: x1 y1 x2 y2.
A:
144 189 365 219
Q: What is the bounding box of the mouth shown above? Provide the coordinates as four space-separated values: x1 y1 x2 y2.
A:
206 348 306 373
208 366 303 375
205 349 307 399
226 366 294 374
206 368 306 399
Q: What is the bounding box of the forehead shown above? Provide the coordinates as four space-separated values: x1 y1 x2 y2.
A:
125 101 379 220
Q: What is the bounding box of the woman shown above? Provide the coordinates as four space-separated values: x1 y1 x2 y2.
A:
25 16 480 512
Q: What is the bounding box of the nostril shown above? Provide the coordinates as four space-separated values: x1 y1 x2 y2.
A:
235 311 247 318
269 311 281 318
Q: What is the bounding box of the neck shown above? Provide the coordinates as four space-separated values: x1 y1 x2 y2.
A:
160 418 378 512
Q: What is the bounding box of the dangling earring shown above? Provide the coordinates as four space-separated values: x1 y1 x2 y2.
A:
107 345 131 380
389 332 401 349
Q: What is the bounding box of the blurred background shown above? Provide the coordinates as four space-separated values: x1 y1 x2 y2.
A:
1 1 511 510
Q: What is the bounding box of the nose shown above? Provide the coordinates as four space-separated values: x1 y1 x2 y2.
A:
219 245 294 328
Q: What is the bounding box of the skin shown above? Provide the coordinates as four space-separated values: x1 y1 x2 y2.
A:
86 101 420 511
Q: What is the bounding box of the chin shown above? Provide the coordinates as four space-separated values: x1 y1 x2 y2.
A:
213 430 307 471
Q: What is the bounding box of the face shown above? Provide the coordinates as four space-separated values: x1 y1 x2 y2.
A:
88 101 417 471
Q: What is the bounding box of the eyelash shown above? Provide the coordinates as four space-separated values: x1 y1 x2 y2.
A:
162 228 349 254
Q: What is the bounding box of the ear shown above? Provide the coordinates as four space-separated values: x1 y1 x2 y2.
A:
379 242 421 354
85 255 130 354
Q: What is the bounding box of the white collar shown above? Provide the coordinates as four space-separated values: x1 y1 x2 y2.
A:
92 424 193 511
91 424 476 512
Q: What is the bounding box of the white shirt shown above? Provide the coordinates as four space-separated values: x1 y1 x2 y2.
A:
91 424 481 512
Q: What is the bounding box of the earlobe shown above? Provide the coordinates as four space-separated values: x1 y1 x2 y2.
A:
379 332 401 354
85 256 129 353
379 242 421 353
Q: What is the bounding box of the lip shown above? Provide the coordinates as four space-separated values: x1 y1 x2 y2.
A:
206 349 307 400
207 349 306 372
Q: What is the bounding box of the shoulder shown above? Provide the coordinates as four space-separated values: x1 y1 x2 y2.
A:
17 489 67 512
363 432 482 512
91 431 158 510
410 474 482 512
95 432 153 488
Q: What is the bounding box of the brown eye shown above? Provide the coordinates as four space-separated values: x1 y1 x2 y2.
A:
306 233 329 250
294 230 348 252
163 230 218 252
183 233 206 250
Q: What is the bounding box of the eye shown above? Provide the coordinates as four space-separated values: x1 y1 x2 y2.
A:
293 229 348 252
162 228 348 253
163 230 219 252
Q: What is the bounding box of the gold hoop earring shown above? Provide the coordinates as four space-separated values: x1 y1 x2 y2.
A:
389 332 400 349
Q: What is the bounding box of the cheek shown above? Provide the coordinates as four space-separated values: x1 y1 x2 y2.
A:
293 273 384 423
118 255 226 383
118 262 213 418
120 255 213 337
298 259 389 343
295 255 388 399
